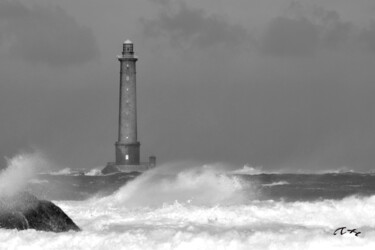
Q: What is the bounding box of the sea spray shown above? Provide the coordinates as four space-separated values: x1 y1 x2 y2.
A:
3 161 375 249
68 165 375 249
0 152 49 197
231 164 264 175
95 162 255 207
50 195 375 250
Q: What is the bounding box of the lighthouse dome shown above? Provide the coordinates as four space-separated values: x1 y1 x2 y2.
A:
124 39 133 44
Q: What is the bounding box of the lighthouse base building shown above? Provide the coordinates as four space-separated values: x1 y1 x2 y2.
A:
102 40 155 174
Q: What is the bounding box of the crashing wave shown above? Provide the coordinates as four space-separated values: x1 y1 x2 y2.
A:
85 168 103 176
231 165 264 175
262 181 289 187
28 194 375 250
47 168 85 176
95 164 253 207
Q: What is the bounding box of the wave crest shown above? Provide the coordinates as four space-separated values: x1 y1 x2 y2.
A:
0 152 48 196
97 163 254 207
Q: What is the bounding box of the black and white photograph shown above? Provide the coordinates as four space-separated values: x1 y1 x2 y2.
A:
1 0 375 249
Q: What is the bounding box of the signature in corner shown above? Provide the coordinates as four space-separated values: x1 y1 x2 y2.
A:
333 227 361 237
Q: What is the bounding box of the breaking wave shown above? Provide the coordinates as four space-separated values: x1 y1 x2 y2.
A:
1 195 375 250
48 167 88 176
85 168 102 176
96 163 254 207
262 181 289 187
2 161 375 249
48 168 74 176
0 152 48 196
230 164 264 175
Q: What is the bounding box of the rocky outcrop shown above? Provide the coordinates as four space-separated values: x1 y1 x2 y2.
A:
0 192 80 232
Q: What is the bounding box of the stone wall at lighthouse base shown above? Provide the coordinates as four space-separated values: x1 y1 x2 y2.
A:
102 158 156 175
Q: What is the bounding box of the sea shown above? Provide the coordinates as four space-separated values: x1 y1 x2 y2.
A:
1 154 375 250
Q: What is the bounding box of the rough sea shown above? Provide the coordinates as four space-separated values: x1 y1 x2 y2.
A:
1 154 375 250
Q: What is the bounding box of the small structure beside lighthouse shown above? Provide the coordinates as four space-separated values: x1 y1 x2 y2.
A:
102 40 155 174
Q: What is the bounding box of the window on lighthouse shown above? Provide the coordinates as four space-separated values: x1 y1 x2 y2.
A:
125 155 129 160
126 76 129 81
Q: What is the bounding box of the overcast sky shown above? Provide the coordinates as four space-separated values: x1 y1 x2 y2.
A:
1 0 375 172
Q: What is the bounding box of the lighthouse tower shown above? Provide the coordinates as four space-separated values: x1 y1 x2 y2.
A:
103 40 155 174
116 40 140 165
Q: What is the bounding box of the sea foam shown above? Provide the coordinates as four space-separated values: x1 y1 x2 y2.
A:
1 162 375 249
1 195 374 250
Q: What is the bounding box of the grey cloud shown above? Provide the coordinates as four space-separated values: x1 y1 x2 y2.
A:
321 20 352 48
314 7 353 48
260 17 319 56
359 21 375 52
260 7 353 57
141 3 248 49
147 0 170 5
0 0 99 66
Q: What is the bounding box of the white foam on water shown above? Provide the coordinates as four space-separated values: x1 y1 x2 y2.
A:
1 195 375 250
97 163 253 207
49 168 73 176
1 162 375 249
85 168 102 176
262 181 290 187
231 164 264 175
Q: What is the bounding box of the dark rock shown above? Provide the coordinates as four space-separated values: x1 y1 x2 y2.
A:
0 211 28 230
101 164 121 175
0 192 80 232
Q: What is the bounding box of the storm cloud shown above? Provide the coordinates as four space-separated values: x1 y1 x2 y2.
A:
359 21 375 52
141 3 248 49
260 16 320 56
1 0 375 172
260 6 353 57
0 0 98 66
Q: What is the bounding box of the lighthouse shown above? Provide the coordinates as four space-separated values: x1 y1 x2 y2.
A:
116 40 140 165
102 40 155 174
